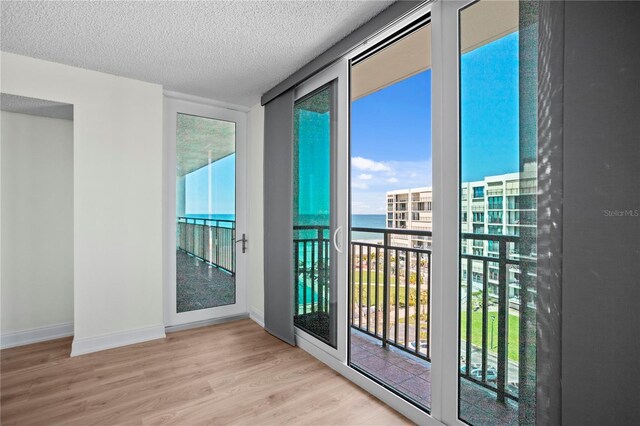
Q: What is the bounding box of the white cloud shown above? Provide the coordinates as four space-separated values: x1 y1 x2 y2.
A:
350 191 387 214
350 159 433 214
352 156 391 172
352 201 372 211
358 173 373 180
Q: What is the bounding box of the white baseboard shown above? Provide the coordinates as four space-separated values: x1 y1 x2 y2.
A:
1 322 74 350
249 308 264 328
71 324 166 357
295 332 442 426
165 313 249 333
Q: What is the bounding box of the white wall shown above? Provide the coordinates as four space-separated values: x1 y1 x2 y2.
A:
1 53 165 354
247 103 264 325
1 111 74 337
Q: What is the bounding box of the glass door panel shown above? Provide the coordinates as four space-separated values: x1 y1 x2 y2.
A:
175 113 236 313
293 83 337 348
348 21 433 411
458 0 538 424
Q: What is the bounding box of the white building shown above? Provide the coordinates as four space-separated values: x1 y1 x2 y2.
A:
460 172 537 302
387 172 537 302
386 187 432 249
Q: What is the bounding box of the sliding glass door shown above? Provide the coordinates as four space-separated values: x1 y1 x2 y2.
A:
341 1 539 424
293 83 336 346
292 60 348 360
454 0 538 424
282 2 541 423
348 19 434 411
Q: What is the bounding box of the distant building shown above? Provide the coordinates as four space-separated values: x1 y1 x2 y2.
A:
459 172 537 303
386 187 432 249
386 172 537 303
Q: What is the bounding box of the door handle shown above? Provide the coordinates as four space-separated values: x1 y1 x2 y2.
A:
236 233 247 254
333 226 343 253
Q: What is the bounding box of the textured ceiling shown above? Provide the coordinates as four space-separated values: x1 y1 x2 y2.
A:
0 93 73 120
1 1 394 107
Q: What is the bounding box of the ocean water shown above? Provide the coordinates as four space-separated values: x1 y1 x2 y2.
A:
184 214 235 230
351 214 386 241
186 213 385 241
185 213 235 222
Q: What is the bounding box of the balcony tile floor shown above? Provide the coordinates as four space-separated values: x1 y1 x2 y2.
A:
176 250 235 312
350 329 518 425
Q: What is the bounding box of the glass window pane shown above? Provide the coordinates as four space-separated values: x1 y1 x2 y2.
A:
458 1 538 424
176 113 236 313
293 84 336 347
349 22 433 412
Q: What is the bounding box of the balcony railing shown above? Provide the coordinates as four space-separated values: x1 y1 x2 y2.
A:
350 227 432 361
460 232 533 403
177 217 235 274
293 226 330 317
292 225 432 360
292 225 530 403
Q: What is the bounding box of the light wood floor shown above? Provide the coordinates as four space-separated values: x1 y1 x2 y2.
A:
1 319 411 425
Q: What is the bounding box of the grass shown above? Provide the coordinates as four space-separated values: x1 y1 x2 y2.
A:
352 269 520 363
352 270 397 285
351 270 427 307
460 309 520 362
351 282 427 309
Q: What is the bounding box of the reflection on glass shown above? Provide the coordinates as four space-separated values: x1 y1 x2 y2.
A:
293 84 336 347
176 113 236 313
458 1 537 424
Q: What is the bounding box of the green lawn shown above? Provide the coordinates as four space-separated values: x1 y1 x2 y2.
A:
352 282 427 309
351 270 427 307
352 270 396 285
353 271 519 363
352 270 425 286
460 310 520 362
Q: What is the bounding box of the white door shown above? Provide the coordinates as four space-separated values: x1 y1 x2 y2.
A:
164 97 247 326
292 59 349 363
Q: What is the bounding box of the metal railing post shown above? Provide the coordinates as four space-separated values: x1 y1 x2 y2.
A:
350 243 355 329
481 261 489 383
382 231 390 348
201 220 205 259
367 245 372 332
191 218 195 255
358 245 363 328
466 257 473 377
375 246 379 337
317 228 324 314
303 242 308 315
497 239 509 403
231 225 235 275
427 252 431 359
404 250 410 348
394 249 399 345
415 252 421 356
294 241 299 316
215 220 220 265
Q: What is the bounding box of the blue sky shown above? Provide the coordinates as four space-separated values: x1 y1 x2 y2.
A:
352 70 432 163
185 154 235 215
351 31 519 214
460 32 519 182
350 70 433 214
